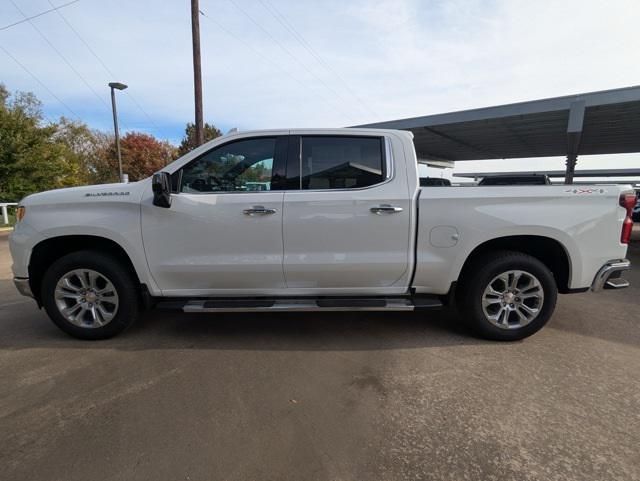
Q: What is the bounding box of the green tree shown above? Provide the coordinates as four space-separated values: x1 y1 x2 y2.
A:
0 84 189 198
0 85 85 201
178 122 222 156
53 118 106 185
76 129 116 184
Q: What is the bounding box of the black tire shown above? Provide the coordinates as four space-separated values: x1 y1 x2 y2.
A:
458 251 557 341
41 250 139 340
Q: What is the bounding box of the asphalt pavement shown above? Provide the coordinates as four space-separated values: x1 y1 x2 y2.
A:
1 228 639 481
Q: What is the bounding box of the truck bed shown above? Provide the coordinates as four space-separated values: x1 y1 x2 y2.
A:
413 185 629 294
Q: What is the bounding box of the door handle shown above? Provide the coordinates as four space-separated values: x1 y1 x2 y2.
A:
243 205 277 216
370 204 403 214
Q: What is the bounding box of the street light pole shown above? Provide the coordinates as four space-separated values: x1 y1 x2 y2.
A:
108 82 128 182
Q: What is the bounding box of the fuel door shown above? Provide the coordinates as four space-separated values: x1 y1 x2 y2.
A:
429 225 460 248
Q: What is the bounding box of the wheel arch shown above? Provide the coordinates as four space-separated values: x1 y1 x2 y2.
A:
456 235 573 294
29 235 142 305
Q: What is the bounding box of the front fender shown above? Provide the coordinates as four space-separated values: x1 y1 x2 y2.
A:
13 198 160 296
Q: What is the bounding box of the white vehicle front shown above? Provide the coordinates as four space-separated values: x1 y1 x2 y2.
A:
9 128 633 341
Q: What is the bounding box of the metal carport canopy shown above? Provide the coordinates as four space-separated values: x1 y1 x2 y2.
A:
354 85 640 183
454 168 640 179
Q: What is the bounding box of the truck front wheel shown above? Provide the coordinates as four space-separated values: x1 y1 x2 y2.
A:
458 251 558 341
41 251 139 340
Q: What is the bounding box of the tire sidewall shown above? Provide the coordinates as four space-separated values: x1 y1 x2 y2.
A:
461 253 558 341
41 251 138 340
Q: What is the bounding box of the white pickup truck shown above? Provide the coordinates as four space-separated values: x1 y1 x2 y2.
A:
9 128 634 341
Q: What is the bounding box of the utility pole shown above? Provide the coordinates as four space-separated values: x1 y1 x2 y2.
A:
191 0 204 147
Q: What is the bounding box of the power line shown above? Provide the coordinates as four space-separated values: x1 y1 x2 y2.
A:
122 93 165 137
198 9 358 122
45 0 168 138
46 0 111 75
223 0 361 122
0 44 81 120
198 10 303 86
257 0 379 119
9 0 114 118
0 0 80 32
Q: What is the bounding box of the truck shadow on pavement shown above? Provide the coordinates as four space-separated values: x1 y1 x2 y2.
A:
1 277 638 350
1 253 639 351
135 309 481 351
0 292 496 351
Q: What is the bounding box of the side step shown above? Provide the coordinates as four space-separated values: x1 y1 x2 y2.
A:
157 296 442 313
605 277 630 289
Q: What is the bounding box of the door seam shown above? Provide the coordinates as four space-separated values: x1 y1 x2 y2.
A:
281 191 289 288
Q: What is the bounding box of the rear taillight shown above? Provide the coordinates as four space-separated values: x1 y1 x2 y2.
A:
619 192 635 244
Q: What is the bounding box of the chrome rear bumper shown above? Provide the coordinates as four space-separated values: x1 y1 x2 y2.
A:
13 277 34 298
591 259 631 291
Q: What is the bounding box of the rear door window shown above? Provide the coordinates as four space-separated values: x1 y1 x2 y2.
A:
299 136 385 190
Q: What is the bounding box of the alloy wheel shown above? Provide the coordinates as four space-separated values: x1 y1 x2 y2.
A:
54 269 119 328
481 269 544 329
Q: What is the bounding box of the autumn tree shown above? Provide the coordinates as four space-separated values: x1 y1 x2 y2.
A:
121 132 177 181
93 132 178 183
178 122 222 156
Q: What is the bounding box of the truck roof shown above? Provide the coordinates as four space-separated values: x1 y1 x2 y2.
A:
217 127 413 138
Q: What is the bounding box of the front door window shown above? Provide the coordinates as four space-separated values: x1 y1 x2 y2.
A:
180 137 276 193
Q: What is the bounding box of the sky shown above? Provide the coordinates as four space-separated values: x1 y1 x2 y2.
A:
1 0 640 179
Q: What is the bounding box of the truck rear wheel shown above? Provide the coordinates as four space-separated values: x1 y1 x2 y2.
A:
41 251 139 340
458 251 557 341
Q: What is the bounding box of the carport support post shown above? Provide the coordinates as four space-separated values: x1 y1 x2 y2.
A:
565 100 585 185
565 153 578 185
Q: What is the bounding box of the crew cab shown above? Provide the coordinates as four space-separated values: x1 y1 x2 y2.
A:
9 128 634 341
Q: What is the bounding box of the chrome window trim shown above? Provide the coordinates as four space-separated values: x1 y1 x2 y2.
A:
174 190 284 196
171 134 395 195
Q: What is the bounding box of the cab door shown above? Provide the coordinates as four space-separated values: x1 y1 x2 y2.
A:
141 135 288 296
282 133 413 294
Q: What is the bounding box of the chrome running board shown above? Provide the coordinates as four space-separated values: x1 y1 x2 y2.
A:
157 296 443 313
183 298 415 312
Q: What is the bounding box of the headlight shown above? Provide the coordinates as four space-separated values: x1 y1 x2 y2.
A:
15 206 25 222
